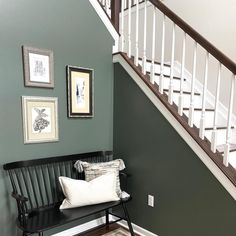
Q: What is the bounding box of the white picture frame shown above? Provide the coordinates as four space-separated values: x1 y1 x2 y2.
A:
22 96 59 144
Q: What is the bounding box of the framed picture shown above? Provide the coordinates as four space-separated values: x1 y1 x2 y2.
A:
22 96 59 144
22 46 54 88
67 65 94 117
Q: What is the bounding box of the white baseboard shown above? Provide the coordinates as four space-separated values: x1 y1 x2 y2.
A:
51 215 158 236
112 216 158 236
51 216 105 236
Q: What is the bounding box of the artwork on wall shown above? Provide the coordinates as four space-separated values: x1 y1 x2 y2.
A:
67 65 94 118
22 96 59 144
22 46 54 88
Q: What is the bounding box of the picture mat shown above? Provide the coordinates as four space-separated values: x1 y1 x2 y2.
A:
71 71 90 114
22 96 58 143
29 52 50 83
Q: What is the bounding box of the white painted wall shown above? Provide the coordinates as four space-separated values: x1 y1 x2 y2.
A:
164 0 236 62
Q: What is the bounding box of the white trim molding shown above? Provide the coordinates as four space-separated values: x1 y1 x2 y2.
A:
89 0 119 53
51 215 158 236
113 53 236 200
115 218 158 236
52 217 106 236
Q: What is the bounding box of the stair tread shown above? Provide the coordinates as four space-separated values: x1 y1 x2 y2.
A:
205 126 234 131
183 108 215 111
163 89 200 96
146 71 186 81
124 0 145 11
138 57 171 68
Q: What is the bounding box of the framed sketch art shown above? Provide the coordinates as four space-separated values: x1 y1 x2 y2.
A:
22 96 59 144
67 66 94 118
22 46 54 88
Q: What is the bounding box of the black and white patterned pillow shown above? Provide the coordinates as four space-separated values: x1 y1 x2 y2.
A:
74 159 125 197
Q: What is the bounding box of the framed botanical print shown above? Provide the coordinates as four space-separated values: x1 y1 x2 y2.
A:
22 96 59 143
22 46 54 88
67 65 94 117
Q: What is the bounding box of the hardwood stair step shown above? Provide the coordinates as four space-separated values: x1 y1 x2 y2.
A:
163 89 201 96
138 57 171 68
183 108 215 112
124 0 146 10
146 71 186 81
205 126 234 131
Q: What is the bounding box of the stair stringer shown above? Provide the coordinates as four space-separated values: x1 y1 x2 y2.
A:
113 53 236 200
89 0 119 52
174 60 236 127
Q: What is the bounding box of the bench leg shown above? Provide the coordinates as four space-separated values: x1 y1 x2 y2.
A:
38 232 43 236
121 202 135 236
105 209 110 229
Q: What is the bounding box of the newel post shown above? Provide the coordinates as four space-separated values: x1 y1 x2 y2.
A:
111 0 121 32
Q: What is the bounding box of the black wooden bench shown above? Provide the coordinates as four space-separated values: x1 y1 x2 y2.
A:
3 151 134 236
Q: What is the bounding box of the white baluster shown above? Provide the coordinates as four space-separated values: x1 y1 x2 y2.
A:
199 52 209 139
211 63 221 153
168 23 176 105
223 74 235 166
188 41 197 127
159 14 166 94
125 0 128 9
150 6 156 84
105 0 109 12
142 0 147 74
178 32 186 115
120 0 125 52
128 0 132 58
135 0 139 66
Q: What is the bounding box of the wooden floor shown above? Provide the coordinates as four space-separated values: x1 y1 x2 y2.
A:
76 223 138 236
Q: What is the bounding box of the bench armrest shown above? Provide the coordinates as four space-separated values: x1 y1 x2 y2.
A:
119 171 131 192
11 192 29 222
11 192 28 203
119 172 131 178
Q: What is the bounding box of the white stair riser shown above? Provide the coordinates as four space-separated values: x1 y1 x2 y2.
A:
138 60 172 76
172 93 203 108
227 152 236 168
183 110 215 128
154 75 189 90
205 129 236 146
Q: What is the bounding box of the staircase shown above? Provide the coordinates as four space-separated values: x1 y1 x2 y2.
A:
95 0 236 199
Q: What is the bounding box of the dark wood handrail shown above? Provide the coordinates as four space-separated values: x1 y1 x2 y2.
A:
149 0 236 75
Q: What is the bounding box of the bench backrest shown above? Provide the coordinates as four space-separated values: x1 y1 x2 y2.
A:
3 151 113 212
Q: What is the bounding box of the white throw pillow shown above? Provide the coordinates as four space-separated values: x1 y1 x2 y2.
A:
59 173 120 209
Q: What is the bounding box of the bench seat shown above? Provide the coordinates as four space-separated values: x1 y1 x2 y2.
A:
18 198 131 234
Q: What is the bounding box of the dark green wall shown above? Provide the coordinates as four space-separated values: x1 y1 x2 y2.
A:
0 0 114 235
113 63 236 236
